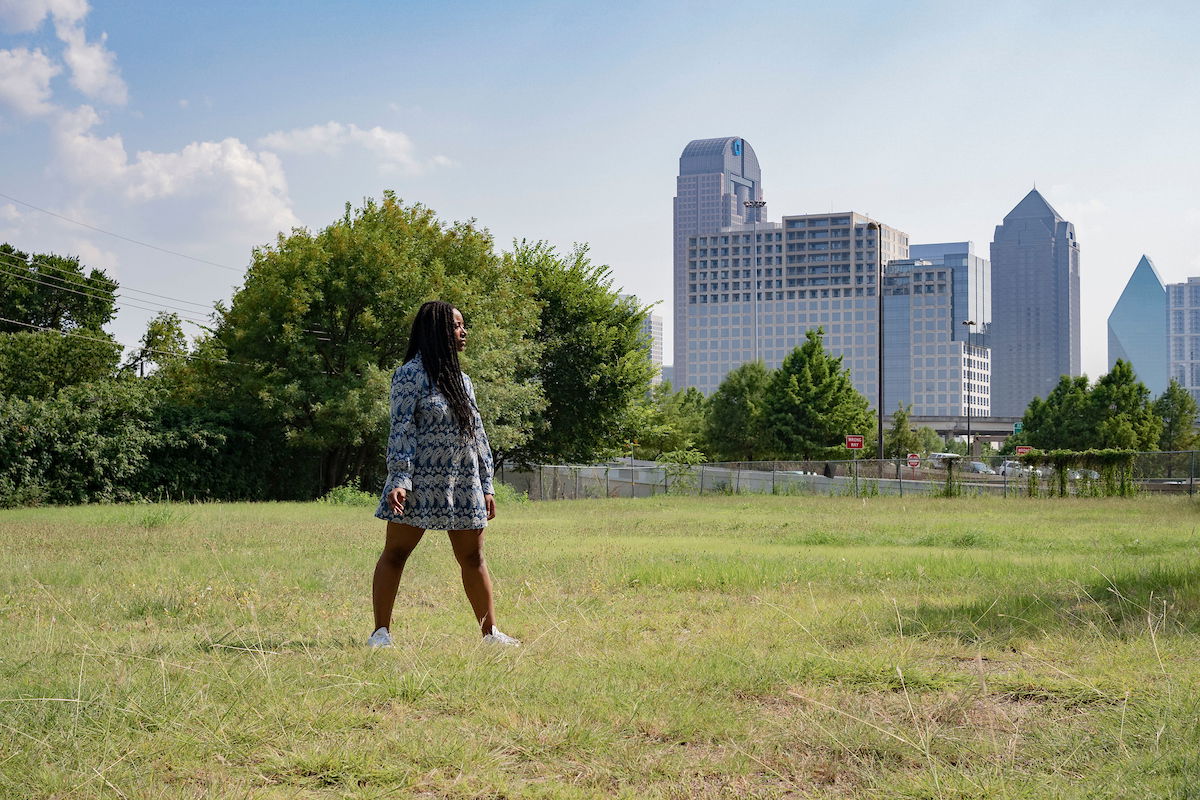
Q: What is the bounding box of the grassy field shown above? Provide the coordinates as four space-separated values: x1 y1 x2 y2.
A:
2 494 1199 799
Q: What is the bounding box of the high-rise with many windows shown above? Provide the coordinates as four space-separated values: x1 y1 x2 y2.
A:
883 242 991 417
989 189 1081 416
1167 277 1200 405
673 137 764 390
682 211 908 398
1108 255 1167 396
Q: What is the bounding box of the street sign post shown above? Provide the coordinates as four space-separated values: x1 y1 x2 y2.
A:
907 453 920 468
845 434 864 450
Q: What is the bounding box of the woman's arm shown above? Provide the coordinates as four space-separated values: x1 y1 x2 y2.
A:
465 375 494 496
382 365 420 499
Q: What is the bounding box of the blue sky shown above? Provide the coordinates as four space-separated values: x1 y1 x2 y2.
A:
2 0 1198 381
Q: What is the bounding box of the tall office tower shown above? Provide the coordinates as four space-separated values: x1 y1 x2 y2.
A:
883 242 991 417
989 189 1081 416
1167 277 1200 405
683 211 908 398
1108 255 1167 395
673 137 764 390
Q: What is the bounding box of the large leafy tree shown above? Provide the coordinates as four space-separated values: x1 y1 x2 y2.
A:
0 243 117 332
1154 378 1199 452
1018 361 1161 451
762 328 873 459
704 360 770 461
206 194 544 492
0 244 121 397
506 241 654 465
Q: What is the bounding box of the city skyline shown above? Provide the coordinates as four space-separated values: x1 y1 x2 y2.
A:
2 1 1199 385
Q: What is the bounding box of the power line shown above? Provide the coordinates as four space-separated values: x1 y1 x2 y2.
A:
0 315 247 366
0 260 213 325
0 190 243 273
18 251 216 309
0 252 216 321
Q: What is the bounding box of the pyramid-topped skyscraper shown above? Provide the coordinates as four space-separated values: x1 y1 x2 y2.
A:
989 189 1081 416
1108 256 1167 395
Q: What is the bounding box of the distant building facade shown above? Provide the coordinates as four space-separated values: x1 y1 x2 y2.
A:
1108 255 1167 396
1167 277 1200 405
622 295 664 384
883 242 991 417
989 189 1081 416
683 211 908 399
673 137 764 390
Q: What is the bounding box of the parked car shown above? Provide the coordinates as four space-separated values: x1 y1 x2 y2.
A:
967 461 996 474
1069 469 1101 481
1000 460 1042 478
928 452 962 469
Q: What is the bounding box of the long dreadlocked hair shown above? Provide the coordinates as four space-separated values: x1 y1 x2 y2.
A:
404 300 474 435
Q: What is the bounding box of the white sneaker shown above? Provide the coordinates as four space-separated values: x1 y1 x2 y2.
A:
367 627 393 648
482 626 520 647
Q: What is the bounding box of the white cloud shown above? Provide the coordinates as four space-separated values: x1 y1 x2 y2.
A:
54 19 127 105
0 0 86 33
259 121 446 173
52 105 300 241
0 47 61 116
0 203 20 222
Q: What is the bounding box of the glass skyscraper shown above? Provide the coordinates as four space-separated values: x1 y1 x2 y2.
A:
989 189 1081 417
1108 255 1167 395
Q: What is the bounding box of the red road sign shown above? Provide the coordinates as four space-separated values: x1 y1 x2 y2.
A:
845 434 864 449
1015 445 1033 455
907 453 920 468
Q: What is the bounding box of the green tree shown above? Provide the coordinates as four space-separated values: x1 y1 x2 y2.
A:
507 241 654 465
1154 378 1199 452
1019 375 1093 450
1088 360 1161 450
633 382 707 460
207 194 544 492
882 403 922 459
703 360 770 461
126 312 189 376
762 328 873 459
915 426 943 455
0 329 121 398
0 244 122 397
0 243 117 332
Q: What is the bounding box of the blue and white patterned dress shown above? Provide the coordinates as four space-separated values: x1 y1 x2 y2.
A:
375 353 494 530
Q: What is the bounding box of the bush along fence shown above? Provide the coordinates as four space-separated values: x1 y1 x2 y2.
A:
499 450 1200 501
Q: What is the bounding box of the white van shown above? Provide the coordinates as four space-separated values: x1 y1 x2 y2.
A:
927 452 961 469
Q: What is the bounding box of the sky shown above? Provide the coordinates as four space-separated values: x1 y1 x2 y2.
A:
2 0 1199 381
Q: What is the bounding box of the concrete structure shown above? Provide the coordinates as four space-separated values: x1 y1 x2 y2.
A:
683 211 908 398
1167 277 1200 405
1108 255 1167 395
883 242 991 417
989 189 1081 416
673 137 764 390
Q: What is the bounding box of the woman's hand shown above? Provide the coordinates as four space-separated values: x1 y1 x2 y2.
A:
387 487 407 516
485 493 496 520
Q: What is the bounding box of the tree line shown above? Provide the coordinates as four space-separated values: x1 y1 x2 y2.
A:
2 194 1197 508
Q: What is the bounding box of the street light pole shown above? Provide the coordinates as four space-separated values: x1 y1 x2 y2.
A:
744 199 767 363
961 319 976 457
868 221 885 459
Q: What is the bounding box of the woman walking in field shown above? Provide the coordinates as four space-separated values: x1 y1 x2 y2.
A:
368 300 519 648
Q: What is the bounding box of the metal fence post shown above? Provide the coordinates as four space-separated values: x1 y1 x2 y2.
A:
1192 451 1196 497
700 466 706 495
898 457 903 497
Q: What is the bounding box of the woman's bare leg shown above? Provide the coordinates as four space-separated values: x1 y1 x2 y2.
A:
372 522 425 631
448 529 495 635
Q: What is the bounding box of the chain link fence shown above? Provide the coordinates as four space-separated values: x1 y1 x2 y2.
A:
498 451 1200 500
